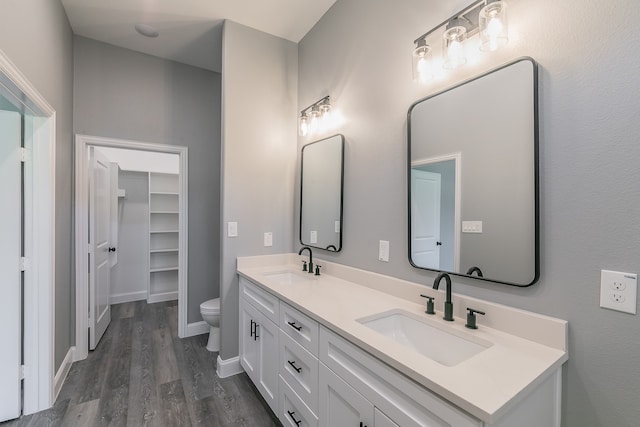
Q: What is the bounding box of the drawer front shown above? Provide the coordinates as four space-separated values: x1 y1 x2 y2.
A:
280 330 319 415
279 376 319 427
280 301 319 356
319 327 482 427
240 276 279 324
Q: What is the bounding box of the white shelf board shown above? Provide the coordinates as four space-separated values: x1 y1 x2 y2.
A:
150 248 179 254
150 266 179 273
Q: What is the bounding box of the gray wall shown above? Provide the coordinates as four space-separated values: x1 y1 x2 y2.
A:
0 0 74 371
111 170 149 299
298 0 640 426
73 36 221 323
220 21 298 360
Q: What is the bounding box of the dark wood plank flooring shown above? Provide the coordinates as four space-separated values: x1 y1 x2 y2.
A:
2 300 279 427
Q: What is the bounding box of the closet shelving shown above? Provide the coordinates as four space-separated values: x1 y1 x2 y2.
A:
148 172 179 303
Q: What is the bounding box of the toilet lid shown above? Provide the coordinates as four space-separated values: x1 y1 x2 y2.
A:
200 298 220 314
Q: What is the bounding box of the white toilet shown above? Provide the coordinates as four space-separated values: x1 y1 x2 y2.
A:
200 298 220 352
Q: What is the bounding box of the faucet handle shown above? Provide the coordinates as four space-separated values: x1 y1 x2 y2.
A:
314 264 322 276
419 294 435 315
465 308 486 329
302 260 308 272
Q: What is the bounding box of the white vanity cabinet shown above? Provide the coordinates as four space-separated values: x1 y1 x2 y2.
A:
238 278 280 413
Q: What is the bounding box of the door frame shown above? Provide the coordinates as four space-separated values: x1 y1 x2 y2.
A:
74 134 189 361
411 152 462 271
0 49 56 414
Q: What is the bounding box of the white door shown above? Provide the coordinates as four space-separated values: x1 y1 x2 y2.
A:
256 313 279 413
411 169 442 269
0 110 22 422
89 147 112 349
239 300 259 382
319 364 373 427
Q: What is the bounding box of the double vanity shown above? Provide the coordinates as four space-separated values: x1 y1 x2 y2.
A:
237 253 568 427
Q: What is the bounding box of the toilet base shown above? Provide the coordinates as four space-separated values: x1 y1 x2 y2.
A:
206 326 220 352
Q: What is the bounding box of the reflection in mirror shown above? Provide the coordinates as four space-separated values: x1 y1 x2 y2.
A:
408 58 538 286
300 134 344 251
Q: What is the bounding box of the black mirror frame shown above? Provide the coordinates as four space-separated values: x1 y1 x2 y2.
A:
299 134 345 252
407 57 540 287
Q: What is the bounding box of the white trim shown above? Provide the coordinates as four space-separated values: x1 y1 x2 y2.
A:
186 321 210 337
53 346 75 400
75 135 189 361
109 291 147 305
216 355 243 378
147 291 178 304
412 152 462 271
0 49 56 415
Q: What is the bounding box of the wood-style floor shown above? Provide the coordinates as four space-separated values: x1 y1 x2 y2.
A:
2 300 279 427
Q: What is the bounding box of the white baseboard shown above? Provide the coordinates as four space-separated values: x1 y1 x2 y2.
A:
147 291 178 304
110 291 147 305
217 355 243 378
53 346 75 400
185 320 210 337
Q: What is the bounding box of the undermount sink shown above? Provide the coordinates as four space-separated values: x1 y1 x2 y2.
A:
358 309 491 366
263 271 311 285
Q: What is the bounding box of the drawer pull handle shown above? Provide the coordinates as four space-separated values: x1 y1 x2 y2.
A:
287 321 302 331
250 320 255 337
288 360 302 373
287 410 302 426
254 324 259 341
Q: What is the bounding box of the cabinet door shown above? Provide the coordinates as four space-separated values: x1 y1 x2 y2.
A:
374 408 399 427
319 363 373 427
256 310 280 413
239 300 259 383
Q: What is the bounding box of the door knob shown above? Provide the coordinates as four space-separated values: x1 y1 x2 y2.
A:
436 241 442 246
108 247 116 252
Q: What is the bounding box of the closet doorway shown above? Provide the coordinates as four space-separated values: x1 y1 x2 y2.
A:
74 135 188 361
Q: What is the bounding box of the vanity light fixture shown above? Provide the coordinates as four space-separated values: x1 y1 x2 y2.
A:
299 96 331 136
412 0 509 82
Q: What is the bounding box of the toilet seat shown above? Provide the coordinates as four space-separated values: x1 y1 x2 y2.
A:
200 298 220 315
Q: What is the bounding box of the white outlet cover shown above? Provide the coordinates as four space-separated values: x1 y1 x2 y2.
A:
379 240 390 262
264 232 273 247
310 230 317 244
600 269 637 314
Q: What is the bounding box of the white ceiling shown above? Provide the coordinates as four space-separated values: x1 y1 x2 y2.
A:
60 0 337 73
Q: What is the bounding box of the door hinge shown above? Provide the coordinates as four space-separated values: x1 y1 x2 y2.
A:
19 147 31 162
20 257 31 271
20 365 26 380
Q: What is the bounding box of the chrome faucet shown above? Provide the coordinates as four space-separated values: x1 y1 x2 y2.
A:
298 246 314 274
433 272 454 321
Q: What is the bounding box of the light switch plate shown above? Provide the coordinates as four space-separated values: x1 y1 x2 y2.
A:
379 240 390 262
310 230 317 244
227 221 238 237
462 221 483 233
600 269 637 314
264 232 273 247
335 221 341 233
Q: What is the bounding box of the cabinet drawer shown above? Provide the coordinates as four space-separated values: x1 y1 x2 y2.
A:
280 376 319 427
240 277 279 324
319 327 482 427
280 301 319 356
280 330 319 415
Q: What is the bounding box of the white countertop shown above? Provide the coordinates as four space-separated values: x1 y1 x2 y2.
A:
237 254 568 423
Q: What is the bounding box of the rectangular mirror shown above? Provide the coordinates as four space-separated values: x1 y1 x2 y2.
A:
408 58 538 286
300 134 344 252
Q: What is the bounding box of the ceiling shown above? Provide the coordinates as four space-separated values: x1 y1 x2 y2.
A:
60 0 337 73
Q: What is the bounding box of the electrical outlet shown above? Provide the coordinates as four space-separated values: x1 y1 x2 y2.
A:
264 232 272 247
310 230 317 244
600 270 637 314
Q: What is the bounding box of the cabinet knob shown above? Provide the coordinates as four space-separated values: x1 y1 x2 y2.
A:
108 247 116 252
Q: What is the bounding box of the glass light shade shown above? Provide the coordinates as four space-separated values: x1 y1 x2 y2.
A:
299 114 309 136
309 107 320 133
320 102 331 118
479 1 508 52
412 42 433 83
442 26 467 69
